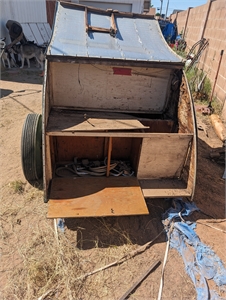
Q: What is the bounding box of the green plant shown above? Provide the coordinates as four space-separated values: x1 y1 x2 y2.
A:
185 68 212 97
185 67 198 92
202 76 211 96
174 48 187 59
210 97 223 115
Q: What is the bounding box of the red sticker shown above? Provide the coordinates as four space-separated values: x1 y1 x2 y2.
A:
113 67 132 75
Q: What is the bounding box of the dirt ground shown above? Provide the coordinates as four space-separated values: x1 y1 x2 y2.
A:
0 66 225 300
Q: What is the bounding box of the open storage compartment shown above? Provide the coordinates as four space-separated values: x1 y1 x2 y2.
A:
44 94 196 218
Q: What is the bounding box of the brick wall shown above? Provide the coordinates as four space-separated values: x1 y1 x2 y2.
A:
171 0 226 119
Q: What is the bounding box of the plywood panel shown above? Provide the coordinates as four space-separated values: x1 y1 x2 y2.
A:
50 63 171 113
111 137 133 160
47 109 149 132
137 135 192 179
55 136 105 161
54 136 139 163
141 119 174 133
48 177 149 218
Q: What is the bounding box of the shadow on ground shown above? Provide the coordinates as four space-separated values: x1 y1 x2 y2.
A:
0 88 14 98
1 67 43 85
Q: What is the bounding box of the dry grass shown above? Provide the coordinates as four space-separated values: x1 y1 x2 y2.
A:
8 180 26 194
1 182 157 300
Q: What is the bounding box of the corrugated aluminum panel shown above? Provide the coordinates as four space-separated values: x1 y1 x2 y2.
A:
47 2 182 64
22 23 52 45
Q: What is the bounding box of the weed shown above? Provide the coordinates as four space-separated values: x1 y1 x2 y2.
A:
185 68 213 101
202 76 211 96
9 180 25 194
185 67 198 92
173 47 187 59
210 97 224 115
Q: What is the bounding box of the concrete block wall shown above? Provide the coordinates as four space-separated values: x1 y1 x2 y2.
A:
171 0 226 120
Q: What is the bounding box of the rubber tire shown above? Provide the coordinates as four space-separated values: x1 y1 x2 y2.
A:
21 113 43 188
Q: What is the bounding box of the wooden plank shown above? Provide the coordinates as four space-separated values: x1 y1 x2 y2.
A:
88 26 111 33
137 135 192 179
142 188 191 198
139 179 191 197
47 177 149 218
47 109 149 132
180 74 197 201
106 137 112 177
29 23 45 45
111 13 117 33
47 130 193 138
85 7 89 32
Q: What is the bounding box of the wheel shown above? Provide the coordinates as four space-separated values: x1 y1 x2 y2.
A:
21 113 43 188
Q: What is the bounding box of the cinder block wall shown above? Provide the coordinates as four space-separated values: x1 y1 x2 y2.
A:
171 0 226 119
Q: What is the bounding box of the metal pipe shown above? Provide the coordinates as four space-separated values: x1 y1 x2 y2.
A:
209 50 224 105
119 260 161 300
160 0 163 16
165 0 169 20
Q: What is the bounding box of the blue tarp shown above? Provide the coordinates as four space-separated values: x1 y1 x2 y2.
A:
162 22 177 43
162 199 226 300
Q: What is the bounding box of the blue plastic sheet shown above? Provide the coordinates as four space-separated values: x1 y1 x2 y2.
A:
162 199 226 300
162 22 177 43
57 218 65 233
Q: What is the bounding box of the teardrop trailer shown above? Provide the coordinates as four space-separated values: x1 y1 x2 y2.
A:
21 1 197 218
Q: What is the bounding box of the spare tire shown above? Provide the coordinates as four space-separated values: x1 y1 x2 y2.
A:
21 113 43 187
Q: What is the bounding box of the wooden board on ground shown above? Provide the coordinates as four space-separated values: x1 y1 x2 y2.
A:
48 177 149 218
